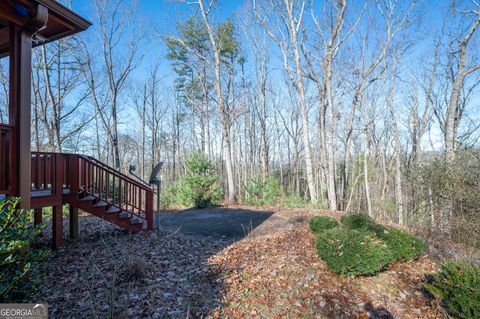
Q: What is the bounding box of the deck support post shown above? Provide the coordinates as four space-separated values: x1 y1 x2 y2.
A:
146 190 154 230
69 205 78 240
8 7 48 209
34 208 42 226
52 205 63 249
8 24 32 208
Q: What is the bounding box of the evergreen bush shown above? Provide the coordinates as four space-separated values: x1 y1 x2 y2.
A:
244 175 281 206
309 216 338 233
179 153 223 208
0 198 49 302
349 221 426 261
340 213 376 230
313 213 426 276
160 181 184 208
278 194 306 208
425 262 480 319
277 195 328 209
315 228 394 276
374 227 426 261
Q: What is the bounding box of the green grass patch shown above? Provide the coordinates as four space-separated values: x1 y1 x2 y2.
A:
309 216 338 233
425 262 480 319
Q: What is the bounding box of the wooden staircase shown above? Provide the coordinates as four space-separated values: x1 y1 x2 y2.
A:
0 124 156 246
28 152 154 237
65 189 147 232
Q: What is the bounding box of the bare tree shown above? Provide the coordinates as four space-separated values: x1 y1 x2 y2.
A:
197 0 237 202
32 38 90 152
80 0 144 170
243 13 271 182
254 0 318 203
0 62 8 123
445 1 480 161
385 58 405 224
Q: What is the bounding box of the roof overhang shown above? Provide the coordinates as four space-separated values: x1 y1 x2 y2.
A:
0 0 91 58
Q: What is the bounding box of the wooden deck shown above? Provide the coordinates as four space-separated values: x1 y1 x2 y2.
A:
0 142 154 247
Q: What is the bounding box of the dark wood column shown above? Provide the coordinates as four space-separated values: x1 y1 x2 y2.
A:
69 205 78 240
34 207 42 226
8 23 32 208
52 205 63 248
8 5 48 209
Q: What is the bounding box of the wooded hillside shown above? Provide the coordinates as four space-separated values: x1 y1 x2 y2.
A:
0 0 479 247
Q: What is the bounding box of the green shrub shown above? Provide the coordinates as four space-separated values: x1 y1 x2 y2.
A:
425 262 480 319
277 194 328 210
180 153 223 208
309 216 338 233
340 213 375 230
160 181 184 208
314 213 426 276
244 176 281 206
343 218 426 261
278 194 308 208
160 154 223 208
0 198 49 302
375 227 426 261
411 152 480 249
315 228 394 276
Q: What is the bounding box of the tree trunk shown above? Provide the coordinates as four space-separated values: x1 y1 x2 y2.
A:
445 15 480 161
386 63 405 225
284 0 318 203
363 127 373 217
324 57 338 210
198 0 236 202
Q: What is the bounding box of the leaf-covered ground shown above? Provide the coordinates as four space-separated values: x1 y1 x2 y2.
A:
33 207 450 318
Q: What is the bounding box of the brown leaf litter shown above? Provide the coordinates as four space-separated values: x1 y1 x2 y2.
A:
30 207 451 318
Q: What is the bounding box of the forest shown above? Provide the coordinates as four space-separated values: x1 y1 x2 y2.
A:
0 0 479 244
1 0 480 317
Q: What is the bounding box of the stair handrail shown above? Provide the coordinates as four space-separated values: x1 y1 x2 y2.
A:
28 151 154 230
77 154 153 192
76 154 154 230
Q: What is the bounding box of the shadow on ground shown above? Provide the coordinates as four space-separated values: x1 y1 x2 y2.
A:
158 206 293 239
33 206 281 318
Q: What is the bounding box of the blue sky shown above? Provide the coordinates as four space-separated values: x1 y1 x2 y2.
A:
70 0 247 86
69 0 453 84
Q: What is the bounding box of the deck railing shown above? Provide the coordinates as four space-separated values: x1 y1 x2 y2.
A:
2 142 154 228
0 124 11 195
75 154 154 225
30 152 154 229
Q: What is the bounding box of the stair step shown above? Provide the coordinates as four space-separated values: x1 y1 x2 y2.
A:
106 206 121 213
79 195 95 202
93 201 108 208
118 211 130 219
130 218 143 225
